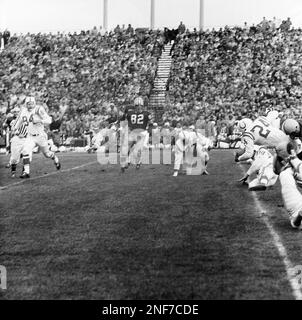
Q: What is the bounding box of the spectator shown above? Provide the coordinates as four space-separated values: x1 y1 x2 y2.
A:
178 21 186 34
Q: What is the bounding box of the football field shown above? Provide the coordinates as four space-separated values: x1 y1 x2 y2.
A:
0 149 302 299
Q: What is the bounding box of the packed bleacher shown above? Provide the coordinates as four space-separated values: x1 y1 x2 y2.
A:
165 17 302 144
1 17 302 149
0 26 164 147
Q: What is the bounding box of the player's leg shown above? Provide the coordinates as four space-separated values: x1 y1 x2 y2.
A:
38 134 61 170
248 165 278 191
133 132 148 169
10 136 22 177
173 142 184 176
265 165 278 187
200 147 209 175
279 167 302 229
21 137 36 178
127 132 138 166
120 129 133 172
248 165 269 191
185 144 194 175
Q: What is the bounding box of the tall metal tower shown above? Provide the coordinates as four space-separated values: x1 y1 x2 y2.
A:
150 0 155 29
103 0 108 31
199 0 204 31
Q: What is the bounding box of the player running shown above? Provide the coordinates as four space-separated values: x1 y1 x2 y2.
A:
120 97 152 173
20 96 61 179
9 103 32 177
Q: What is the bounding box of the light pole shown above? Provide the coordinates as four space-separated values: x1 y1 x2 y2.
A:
199 0 204 31
103 0 108 31
150 0 155 30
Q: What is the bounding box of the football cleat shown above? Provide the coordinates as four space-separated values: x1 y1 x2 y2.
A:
202 170 210 175
5 163 11 169
173 171 178 177
290 212 302 229
136 163 141 170
55 161 61 170
20 172 30 179
121 167 126 173
11 172 16 178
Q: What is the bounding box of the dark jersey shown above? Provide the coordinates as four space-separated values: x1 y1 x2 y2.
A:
125 110 151 130
4 116 16 130
50 118 62 131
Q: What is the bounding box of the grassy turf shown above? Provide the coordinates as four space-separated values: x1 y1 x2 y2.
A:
0 150 301 299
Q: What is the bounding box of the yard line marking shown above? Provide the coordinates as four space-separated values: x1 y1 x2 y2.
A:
239 164 302 300
0 161 97 191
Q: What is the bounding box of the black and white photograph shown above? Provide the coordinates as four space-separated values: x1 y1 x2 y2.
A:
1 0 302 303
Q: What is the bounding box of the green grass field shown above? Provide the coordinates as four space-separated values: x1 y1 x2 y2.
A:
0 149 302 299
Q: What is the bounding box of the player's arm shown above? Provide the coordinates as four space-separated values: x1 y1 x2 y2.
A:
236 135 255 162
11 109 23 132
237 148 259 183
58 104 69 120
3 118 9 129
148 112 154 124
35 106 52 125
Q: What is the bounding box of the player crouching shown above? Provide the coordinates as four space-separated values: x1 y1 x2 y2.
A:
237 146 278 191
173 124 211 176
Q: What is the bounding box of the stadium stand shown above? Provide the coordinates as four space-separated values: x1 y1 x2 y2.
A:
1 17 302 149
165 17 302 142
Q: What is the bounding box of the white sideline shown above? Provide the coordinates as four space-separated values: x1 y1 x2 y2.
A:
239 164 302 300
0 161 97 191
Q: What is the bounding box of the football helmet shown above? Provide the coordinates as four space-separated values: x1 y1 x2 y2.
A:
25 96 36 111
282 119 300 138
134 97 144 107
235 118 253 132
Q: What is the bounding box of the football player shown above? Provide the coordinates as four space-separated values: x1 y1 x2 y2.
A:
173 124 210 176
194 130 213 175
278 144 302 230
20 96 61 178
3 107 19 168
265 108 280 129
237 146 278 191
89 120 117 154
9 104 32 177
235 116 292 163
173 123 191 176
120 97 152 172
276 119 302 229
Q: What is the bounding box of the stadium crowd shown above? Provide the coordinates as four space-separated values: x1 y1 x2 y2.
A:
0 26 163 144
1 17 302 148
165 17 302 143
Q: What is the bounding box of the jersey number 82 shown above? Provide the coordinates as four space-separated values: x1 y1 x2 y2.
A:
131 114 144 124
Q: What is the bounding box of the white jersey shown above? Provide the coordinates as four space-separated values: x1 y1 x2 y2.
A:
196 132 213 151
246 147 274 176
12 107 31 138
28 105 52 136
92 127 117 148
265 110 280 129
171 127 183 141
176 129 196 152
92 128 109 147
239 116 290 161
